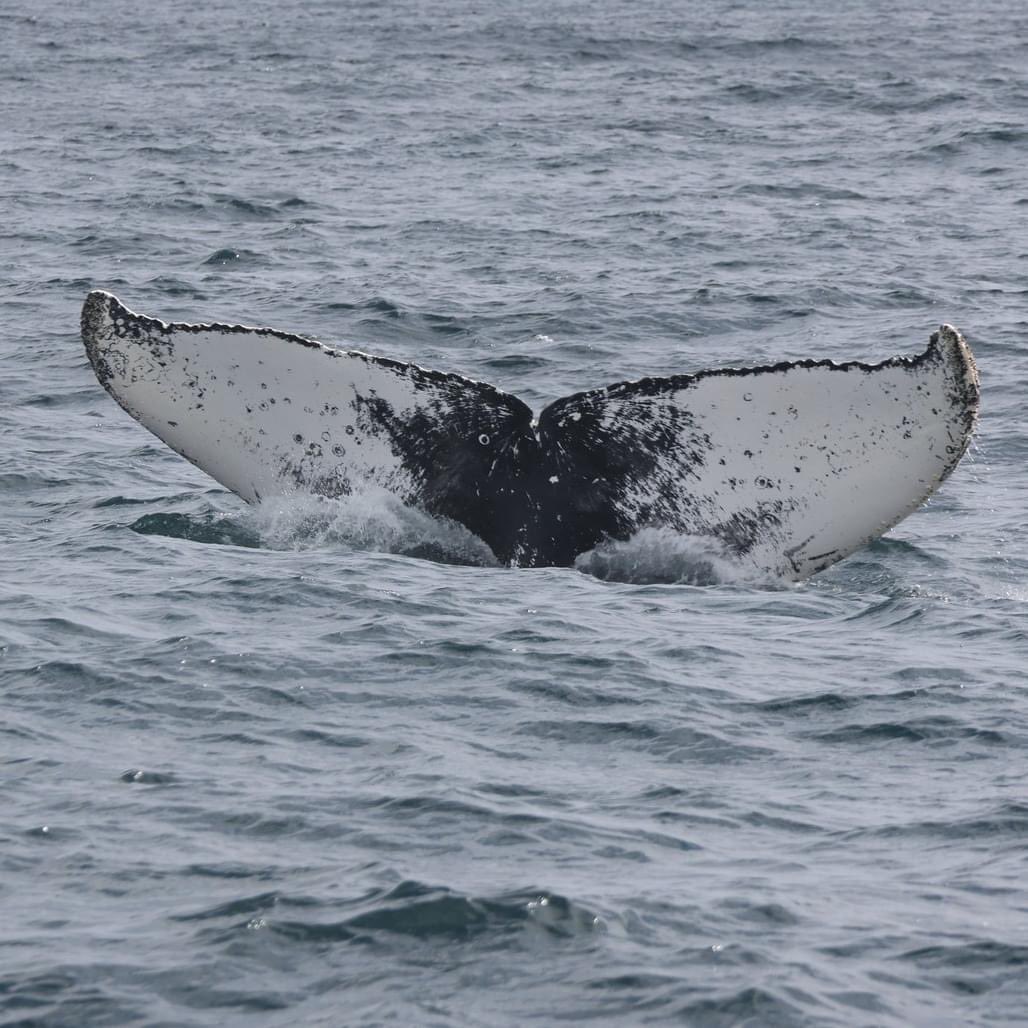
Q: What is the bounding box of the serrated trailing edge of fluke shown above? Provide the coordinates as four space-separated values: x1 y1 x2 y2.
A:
81 289 980 404
80 290 520 400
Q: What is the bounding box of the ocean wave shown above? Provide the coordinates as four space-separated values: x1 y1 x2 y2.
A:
171 879 603 947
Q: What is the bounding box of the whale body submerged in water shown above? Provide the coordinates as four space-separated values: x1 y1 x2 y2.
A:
81 291 979 580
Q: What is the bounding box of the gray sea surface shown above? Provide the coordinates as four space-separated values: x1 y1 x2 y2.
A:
2 0 1027 1024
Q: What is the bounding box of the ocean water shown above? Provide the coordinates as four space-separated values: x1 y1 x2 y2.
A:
2 0 1027 1024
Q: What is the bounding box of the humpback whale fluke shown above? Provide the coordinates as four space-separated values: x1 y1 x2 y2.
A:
81 291 979 580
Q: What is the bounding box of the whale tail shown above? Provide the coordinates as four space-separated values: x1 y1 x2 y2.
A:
81 291 979 579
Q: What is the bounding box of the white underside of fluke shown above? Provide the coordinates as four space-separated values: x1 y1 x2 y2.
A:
81 291 979 580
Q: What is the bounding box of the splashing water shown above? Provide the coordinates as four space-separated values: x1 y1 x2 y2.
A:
574 526 776 586
134 491 780 585
250 496 777 584
246 488 500 567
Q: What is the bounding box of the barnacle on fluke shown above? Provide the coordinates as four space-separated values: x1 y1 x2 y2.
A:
81 290 979 580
